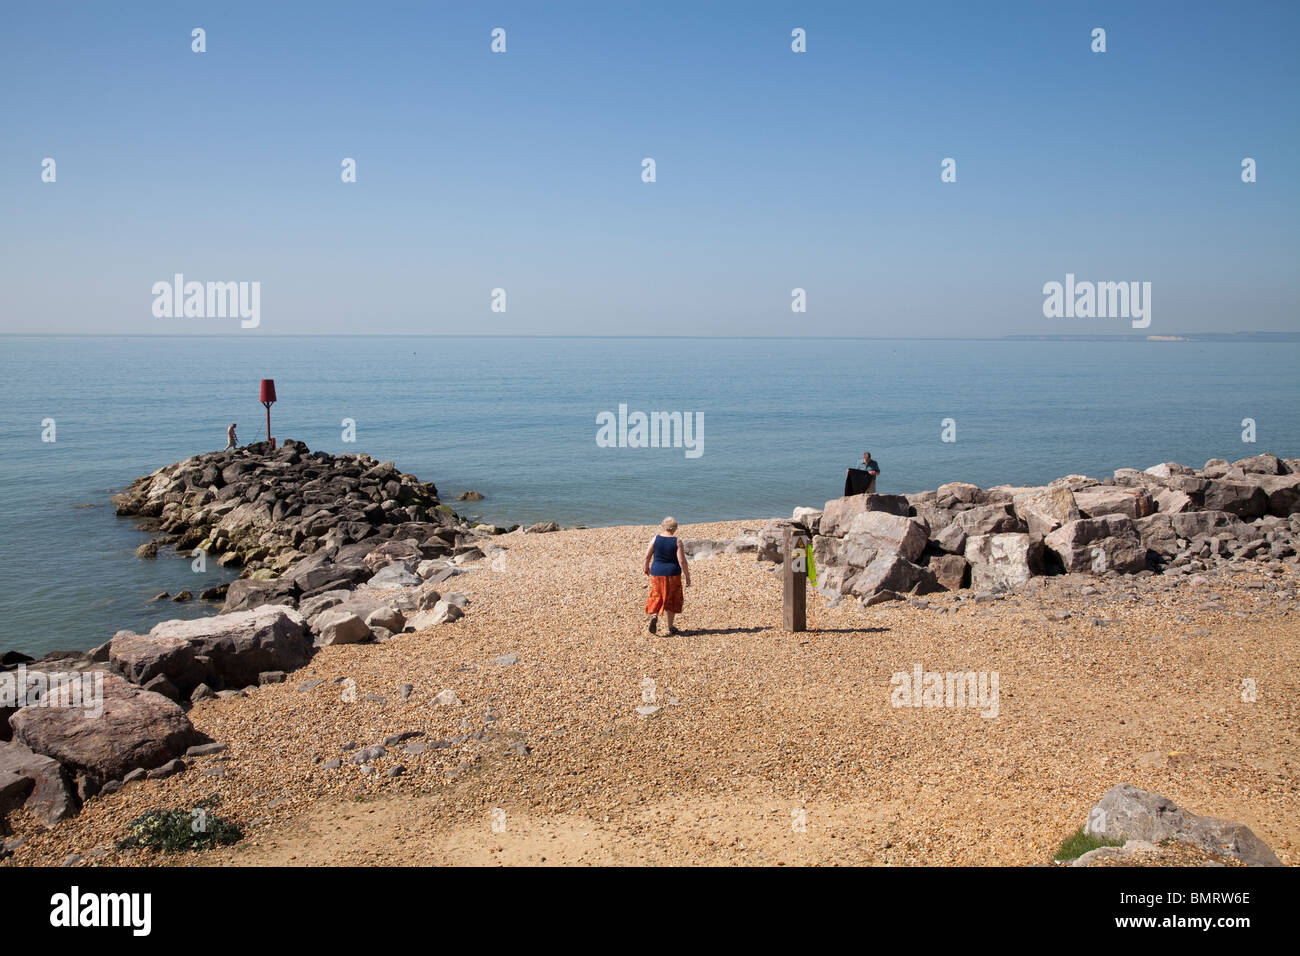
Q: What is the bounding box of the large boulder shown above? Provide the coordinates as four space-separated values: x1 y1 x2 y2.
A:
1151 487 1195 514
109 606 311 694
841 512 929 564
755 520 795 563
849 553 937 600
289 561 370 594
1044 515 1146 574
406 600 465 629
935 482 981 508
1072 486 1156 520
819 494 911 537
964 533 1039 591
0 739 79 826
1170 510 1248 540
1143 462 1195 479
1232 453 1283 475
10 673 199 786
1237 473 1300 517
1133 514 1179 559
905 491 955 533
933 522 967 555
1012 486 1080 539
791 507 822 534
811 535 844 570
298 588 353 624
367 563 422 589
363 539 423 572
1084 783 1281 867
221 577 299 613
953 503 1027 536
312 610 372 646
1201 479 1268 518
928 553 969 591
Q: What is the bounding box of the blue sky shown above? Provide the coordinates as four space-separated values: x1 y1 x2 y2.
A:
2 0 1297 336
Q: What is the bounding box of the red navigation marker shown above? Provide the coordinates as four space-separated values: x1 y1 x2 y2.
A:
259 379 277 447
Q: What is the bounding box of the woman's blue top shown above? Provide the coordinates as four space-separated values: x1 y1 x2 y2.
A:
650 535 681 576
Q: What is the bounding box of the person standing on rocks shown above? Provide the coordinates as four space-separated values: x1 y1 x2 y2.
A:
644 517 690 636
224 423 238 451
845 451 880 495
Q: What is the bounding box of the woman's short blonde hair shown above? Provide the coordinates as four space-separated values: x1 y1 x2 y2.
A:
661 516 678 533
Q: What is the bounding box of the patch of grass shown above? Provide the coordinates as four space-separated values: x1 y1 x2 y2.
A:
116 795 242 854
1053 827 1124 861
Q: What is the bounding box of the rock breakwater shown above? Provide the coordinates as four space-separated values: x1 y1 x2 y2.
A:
760 452 1300 606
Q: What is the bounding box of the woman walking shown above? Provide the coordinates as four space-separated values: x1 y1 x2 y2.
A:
644 517 690 635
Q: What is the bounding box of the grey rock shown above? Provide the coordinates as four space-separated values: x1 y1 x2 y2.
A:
185 742 227 757
313 610 372 646
964 533 1040 591
146 758 186 780
1084 783 1282 866
1045 515 1146 574
367 564 423 589
365 606 406 632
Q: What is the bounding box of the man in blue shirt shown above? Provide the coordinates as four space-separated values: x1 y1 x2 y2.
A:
845 451 880 495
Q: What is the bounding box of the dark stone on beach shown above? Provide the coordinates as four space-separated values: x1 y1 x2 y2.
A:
383 731 424 747
199 584 229 601
171 590 193 602
349 745 386 764
322 758 342 770
525 522 560 534
185 742 227 757
147 758 186 779
457 491 485 501
149 591 169 602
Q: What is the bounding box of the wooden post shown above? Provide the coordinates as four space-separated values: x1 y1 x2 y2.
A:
783 527 808 632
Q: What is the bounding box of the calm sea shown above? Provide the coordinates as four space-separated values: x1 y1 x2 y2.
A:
2 335 1297 657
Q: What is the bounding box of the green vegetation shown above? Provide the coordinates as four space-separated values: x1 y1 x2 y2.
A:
1053 827 1124 861
116 795 243 854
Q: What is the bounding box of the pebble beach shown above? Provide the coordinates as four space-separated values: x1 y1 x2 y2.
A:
6 520 1297 867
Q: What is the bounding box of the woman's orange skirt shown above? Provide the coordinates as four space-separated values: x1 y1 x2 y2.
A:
645 575 684 614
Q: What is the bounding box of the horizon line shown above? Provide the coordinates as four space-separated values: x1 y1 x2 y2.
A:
3 332 1297 341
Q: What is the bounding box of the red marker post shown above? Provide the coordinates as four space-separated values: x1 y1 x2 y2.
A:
259 379 277 448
